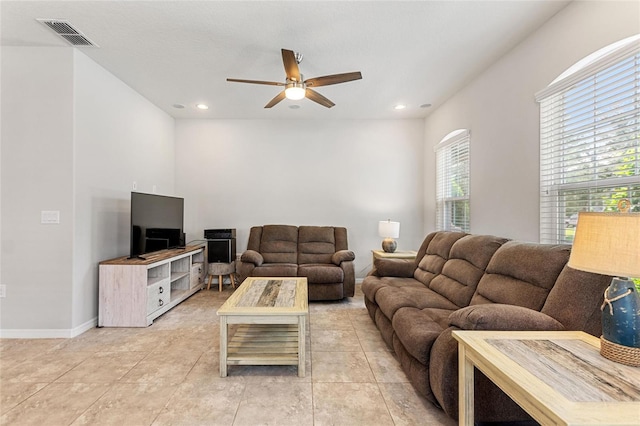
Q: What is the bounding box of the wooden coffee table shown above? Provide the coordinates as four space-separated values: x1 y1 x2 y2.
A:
453 330 640 426
217 277 308 377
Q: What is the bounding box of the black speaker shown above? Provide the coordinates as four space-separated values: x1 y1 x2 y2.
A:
204 228 236 239
207 238 236 263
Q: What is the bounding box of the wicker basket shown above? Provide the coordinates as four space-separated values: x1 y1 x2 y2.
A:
600 336 640 367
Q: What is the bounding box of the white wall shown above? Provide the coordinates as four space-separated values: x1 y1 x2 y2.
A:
72 51 175 331
423 0 640 242
0 47 175 336
1 47 75 332
175 119 425 277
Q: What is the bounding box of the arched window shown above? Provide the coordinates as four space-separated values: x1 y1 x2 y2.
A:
536 35 640 244
435 129 470 232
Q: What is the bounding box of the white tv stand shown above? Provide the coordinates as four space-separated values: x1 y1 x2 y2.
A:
99 245 205 327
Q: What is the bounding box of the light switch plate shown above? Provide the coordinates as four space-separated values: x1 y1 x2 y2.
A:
41 210 60 224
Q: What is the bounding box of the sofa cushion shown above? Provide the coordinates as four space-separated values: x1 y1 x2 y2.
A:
470 241 570 310
449 304 565 331
374 258 415 278
298 226 336 264
298 264 344 284
428 234 509 308
541 266 612 336
259 225 299 264
251 263 298 277
413 232 467 286
376 286 458 320
393 307 455 365
361 276 425 302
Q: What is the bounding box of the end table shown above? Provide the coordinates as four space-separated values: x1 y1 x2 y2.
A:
207 262 236 292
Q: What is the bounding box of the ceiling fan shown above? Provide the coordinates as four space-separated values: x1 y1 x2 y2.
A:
227 49 362 109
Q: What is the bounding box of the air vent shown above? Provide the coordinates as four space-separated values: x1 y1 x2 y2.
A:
37 19 98 47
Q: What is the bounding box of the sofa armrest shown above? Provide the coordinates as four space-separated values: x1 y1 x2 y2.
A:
332 250 355 265
373 258 415 278
240 250 264 266
449 304 565 331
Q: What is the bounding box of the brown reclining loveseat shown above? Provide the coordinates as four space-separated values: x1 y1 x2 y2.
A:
362 231 611 423
237 225 356 301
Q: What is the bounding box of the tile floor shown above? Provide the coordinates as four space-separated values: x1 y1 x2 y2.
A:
0 283 456 425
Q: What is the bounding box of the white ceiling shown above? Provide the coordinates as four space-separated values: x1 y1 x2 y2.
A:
1 1 570 119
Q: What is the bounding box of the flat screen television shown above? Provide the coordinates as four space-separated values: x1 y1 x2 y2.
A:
130 192 184 258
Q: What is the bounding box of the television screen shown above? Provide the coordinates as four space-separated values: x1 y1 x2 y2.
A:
130 192 184 258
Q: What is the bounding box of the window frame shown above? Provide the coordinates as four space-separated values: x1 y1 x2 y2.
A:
435 129 470 233
536 37 640 244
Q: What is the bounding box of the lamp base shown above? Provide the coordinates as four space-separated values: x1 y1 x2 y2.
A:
600 336 640 367
381 238 397 253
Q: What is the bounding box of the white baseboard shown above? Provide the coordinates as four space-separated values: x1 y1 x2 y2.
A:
0 317 97 339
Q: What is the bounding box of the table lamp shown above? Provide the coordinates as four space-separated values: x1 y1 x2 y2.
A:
567 208 640 367
378 220 400 253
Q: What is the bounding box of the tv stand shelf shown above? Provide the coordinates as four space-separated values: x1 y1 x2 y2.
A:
99 245 205 327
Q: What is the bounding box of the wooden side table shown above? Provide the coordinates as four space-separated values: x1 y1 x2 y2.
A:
207 262 236 292
371 249 417 264
452 330 640 426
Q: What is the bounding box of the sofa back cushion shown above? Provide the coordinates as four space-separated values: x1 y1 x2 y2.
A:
428 234 509 308
298 226 337 264
258 225 299 264
470 242 570 310
541 266 612 336
413 232 467 286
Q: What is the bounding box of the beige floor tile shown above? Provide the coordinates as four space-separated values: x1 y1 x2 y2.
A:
355 327 393 352
183 350 245 385
233 382 313 426
1 350 94 383
0 284 458 425
55 351 147 383
152 381 244 426
71 382 177 425
120 349 201 385
312 382 394 426
378 382 456 426
365 351 409 383
0 382 48 414
0 382 110 425
311 351 375 383
309 311 353 331
311 328 362 352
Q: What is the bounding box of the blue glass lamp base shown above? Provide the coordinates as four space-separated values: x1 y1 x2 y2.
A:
600 277 640 366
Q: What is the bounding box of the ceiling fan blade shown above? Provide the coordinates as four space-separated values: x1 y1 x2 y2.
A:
264 91 287 108
305 89 335 108
227 78 284 86
281 49 301 82
305 71 362 87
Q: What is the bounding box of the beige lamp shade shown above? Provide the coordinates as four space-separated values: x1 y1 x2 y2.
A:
378 220 400 238
568 212 640 277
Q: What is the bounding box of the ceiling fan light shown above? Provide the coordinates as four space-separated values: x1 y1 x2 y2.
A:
285 82 306 100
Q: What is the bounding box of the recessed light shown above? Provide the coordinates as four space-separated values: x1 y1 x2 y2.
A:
196 104 209 110
420 103 432 109
394 104 406 110
289 104 301 110
172 103 185 109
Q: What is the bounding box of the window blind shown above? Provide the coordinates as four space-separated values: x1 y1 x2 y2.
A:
538 44 639 244
436 130 470 232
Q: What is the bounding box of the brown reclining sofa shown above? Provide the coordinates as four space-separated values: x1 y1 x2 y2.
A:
362 231 611 423
237 225 356 301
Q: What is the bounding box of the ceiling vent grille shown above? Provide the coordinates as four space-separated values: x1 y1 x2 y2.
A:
37 19 98 47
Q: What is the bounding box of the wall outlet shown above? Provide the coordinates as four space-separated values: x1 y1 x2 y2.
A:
0 285 6 298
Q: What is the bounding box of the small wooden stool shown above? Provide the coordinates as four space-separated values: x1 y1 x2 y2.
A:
207 262 236 292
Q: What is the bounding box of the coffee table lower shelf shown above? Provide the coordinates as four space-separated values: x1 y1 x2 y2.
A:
227 324 300 366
